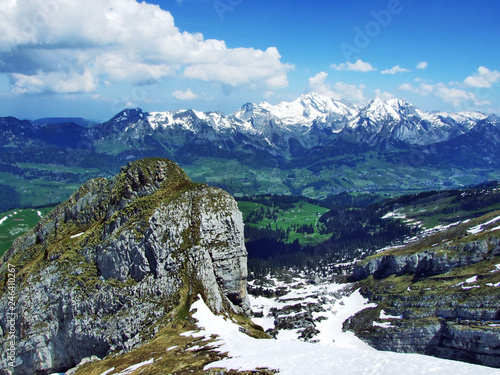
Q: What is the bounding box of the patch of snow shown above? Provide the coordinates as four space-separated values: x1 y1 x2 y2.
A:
382 211 406 220
114 358 154 375
373 321 392 328
276 329 303 342
313 288 376 350
468 226 484 235
490 264 500 273
461 285 480 290
466 276 478 284
99 369 115 375
486 282 500 287
193 110 208 120
454 276 478 288
166 346 178 351
189 296 500 375
37 211 43 218
380 310 403 320
468 215 500 235
70 232 85 239
0 216 8 225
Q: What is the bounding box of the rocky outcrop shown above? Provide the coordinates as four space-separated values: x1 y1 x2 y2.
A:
349 218 500 368
346 309 500 368
352 237 500 280
0 158 249 375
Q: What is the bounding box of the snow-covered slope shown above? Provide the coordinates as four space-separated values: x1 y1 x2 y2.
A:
147 109 238 132
258 92 359 130
185 285 500 375
344 98 488 145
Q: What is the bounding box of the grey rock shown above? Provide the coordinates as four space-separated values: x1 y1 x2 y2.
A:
0 158 249 375
352 237 500 280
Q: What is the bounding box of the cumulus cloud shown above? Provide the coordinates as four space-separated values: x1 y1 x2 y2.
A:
399 82 434 96
374 89 395 100
399 81 490 109
381 65 411 75
0 0 292 94
464 66 500 88
330 59 376 72
416 61 428 70
307 72 366 104
172 89 198 100
11 70 97 94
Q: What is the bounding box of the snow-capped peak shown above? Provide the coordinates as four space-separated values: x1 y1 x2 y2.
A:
357 97 403 124
256 92 358 127
108 93 490 146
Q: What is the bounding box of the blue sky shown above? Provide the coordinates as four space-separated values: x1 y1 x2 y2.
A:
0 0 499 120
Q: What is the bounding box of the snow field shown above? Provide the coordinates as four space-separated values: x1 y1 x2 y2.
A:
189 293 500 375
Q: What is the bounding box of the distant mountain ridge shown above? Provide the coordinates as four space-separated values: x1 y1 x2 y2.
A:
1 92 500 207
99 93 490 148
32 117 99 128
1 93 494 152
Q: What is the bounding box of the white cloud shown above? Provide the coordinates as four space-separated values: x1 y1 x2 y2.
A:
464 66 500 88
381 65 411 75
184 47 291 89
399 81 490 109
172 89 198 100
433 84 490 107
374 89 395 100
11 70 97 94
399 83 413 91
332 82 366 104
0 0 292 94
416 61 428 70
330 59 376 72
399 82 434 96
307 72 366 104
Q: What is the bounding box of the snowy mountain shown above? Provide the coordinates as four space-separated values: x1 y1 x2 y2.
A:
89 93 489 154
257 92 359 131
342 97 488 146
0 93 498 205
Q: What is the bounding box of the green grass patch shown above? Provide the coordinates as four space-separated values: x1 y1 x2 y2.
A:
238 200 330 245
0 206 55 256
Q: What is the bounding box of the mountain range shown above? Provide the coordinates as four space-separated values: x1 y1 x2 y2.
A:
2 92 497 151
1 93 500 209
91 92 498 154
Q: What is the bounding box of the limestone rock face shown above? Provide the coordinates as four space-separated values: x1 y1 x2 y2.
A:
352 237 500 280
0 158 249 375
349 227 500 368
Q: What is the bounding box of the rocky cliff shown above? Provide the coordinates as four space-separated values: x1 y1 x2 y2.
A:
348 212 500 368
0 158 250 375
